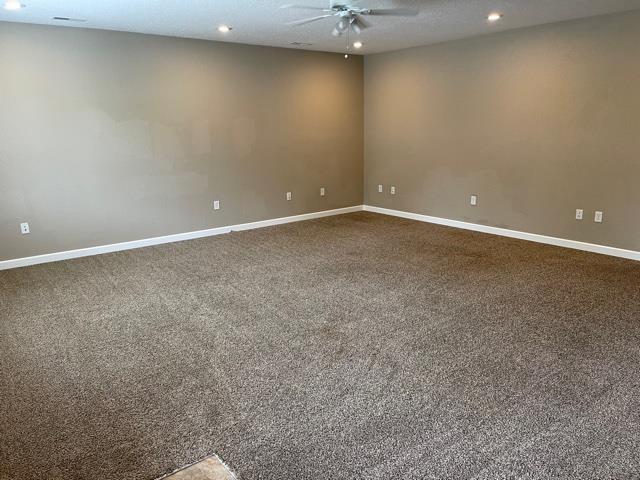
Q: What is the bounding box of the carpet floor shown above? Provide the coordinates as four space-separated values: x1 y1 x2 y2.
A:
1 212 639 479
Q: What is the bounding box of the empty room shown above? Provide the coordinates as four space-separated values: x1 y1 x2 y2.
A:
1 0 639 479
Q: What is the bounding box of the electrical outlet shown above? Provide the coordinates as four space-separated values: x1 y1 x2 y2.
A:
20 222 30 234
213 200 220 210
378 184 383 193
470 195 478 206
594 211 603 223
390 186 396 195
320 187 325 197
575 209 583 220
286 192 292 201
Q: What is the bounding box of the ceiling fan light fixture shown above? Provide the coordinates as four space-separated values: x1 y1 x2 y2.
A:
3 0 24 11
282 3 420 49
487 12 503 22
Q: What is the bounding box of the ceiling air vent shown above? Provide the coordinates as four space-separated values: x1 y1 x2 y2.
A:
289 42 313 47
52 16 87 22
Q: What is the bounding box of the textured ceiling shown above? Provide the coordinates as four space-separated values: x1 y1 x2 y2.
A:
2 0 640 54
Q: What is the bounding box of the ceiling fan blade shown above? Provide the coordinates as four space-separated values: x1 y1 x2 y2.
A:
363 8 419 16
287 14 333 26
281 4 331 11
354 16 371 30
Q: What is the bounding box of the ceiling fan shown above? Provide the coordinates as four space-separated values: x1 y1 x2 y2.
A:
282 1 419 38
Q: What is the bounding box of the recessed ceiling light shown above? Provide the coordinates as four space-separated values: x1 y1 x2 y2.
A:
487 12 503 22
353 41 363 49
3 0 25 11
217 25 232 33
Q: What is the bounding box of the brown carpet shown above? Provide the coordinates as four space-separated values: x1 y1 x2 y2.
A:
1 212 639 480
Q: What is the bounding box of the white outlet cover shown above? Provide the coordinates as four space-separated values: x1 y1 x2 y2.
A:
286 192 292 201
320 187 325 197
20 222 30 234
594 211 603 223
390 186 396 195
378 184 383 193
470 195 478 206
575 209 583 220
213 200 220 210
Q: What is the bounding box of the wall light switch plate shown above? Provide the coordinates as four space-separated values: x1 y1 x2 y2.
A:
20 222 30 234
320 187 325 197
390 186 396 195
378 184 383 193
470 195 478 206
575 209 583 220
213 200 220 210
594 211 603 223
286 192 292 201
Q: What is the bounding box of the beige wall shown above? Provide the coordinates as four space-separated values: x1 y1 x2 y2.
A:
3 10 640 263
0 23 363 261
365 11 640 252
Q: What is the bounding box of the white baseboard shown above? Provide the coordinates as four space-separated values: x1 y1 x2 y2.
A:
4 204 636 270
0 205 364 271
231 205 362 231
364 205 640 262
